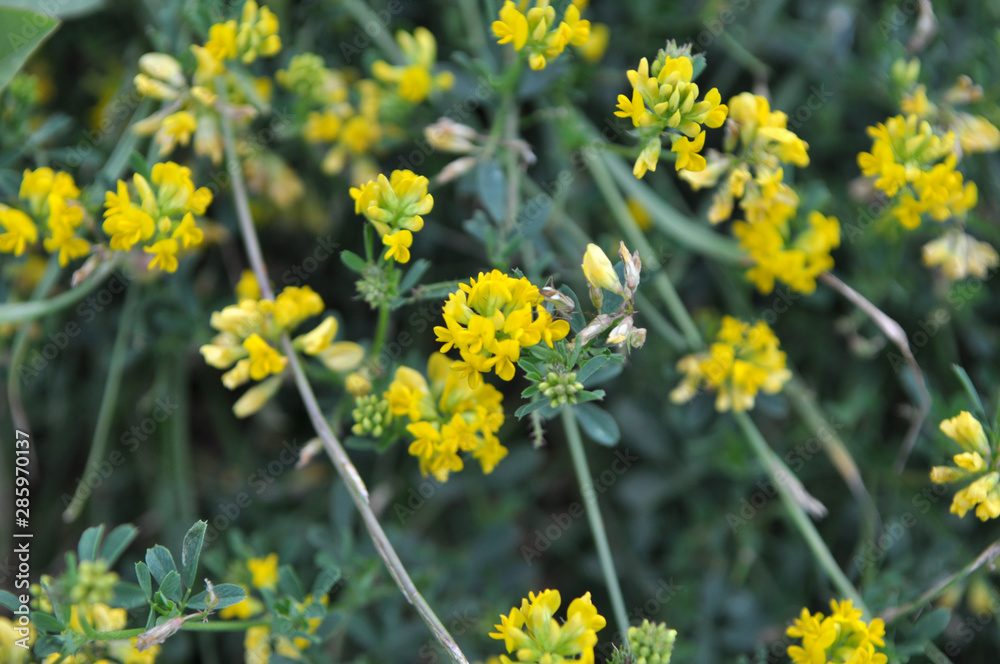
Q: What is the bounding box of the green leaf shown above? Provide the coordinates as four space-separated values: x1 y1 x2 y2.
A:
515 399 550 419
181 521 207 592
113 582 149 609
952 364 988 422
0 590 21 612
911 607 951 641
78 524 104 562
135 562 153 599
582 359 625 387
398 259 431 293
188 583 246 610
127 151 151 180
100 524 138 565
574 389 605 404
574 402 621 446
30 611 65 633
279 564 305 602
576 354 612 384
0 0 103 18
311 567 342 598
521 385 540 398
0 8 59 94
159 571 183 603
145 545 177 585
475 159 506 222
340 250 368 274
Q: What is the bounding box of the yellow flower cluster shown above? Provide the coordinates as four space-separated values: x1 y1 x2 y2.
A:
786 599 887 664
385 353 507 481
280 53 384 179
350 169 433 263
614 45 728 178
671 316 790 412
492 0 591 70
0 168 89 266
102 162 210 272
244 594 326 663
857 114 977 229
679 93 837 295
132 52 230 164
895 58 1000 156
200 285 364 417
0 616 34 664
39 602 160 664
930 411 1000 521
372 28 455 103
202 0 281 68
922 229 999 281
435 270 571 387
489 589 606 664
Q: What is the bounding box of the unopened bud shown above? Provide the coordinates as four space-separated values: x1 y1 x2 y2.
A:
540 286 575 314
425 117 480 153
436 156 478 184
582 243 622 293
139 53 185 87
607 316 633 345
619 241 641 292
629 326 647 349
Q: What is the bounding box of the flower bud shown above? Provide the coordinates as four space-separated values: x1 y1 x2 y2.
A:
436 156 478 184
582 243 622 293
425 117 479 153
607 316 633 345
233 375 283 418
137 616 184 652
540 286 575 314
619 241 641 292
139 53 185 87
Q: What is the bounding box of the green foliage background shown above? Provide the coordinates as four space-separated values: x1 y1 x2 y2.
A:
3 0 1000 662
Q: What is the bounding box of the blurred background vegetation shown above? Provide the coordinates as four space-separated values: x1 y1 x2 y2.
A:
3 0 1000 662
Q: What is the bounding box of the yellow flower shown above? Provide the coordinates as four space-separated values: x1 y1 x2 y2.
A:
243 333 287 380
372 28 453 104
671 316 790 412
787 600 887 664
206 21 238 62
435 271 569 385
581 243 622 294
293 316 338 355
491 0 590 70
490 590 605 663
155 111 198 156
236 269 262 301
382 353 506 481
143 238 180 272
672 130 707 172
575 22 608 62
615 48 727 178
931 411 1000 521
0 207 39 256
247 552 280 589
922 230 999 281
383 229 413 263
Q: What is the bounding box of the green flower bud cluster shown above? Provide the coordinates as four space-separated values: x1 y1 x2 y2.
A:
352 394 392 436
357 263 397 309
610 620 677 664
538 370 584 408
71 560 119 605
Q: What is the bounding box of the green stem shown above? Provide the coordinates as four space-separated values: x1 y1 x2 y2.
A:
6 257 61 433
367 303 391 375
733 411 867 614
63 283 140 523
219 96 470 663
0 256 124 325
338 0 406 64
583 153 701 349
170 358 197 525
880 539 1000 625
561 407 630 642
90 618 272 642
